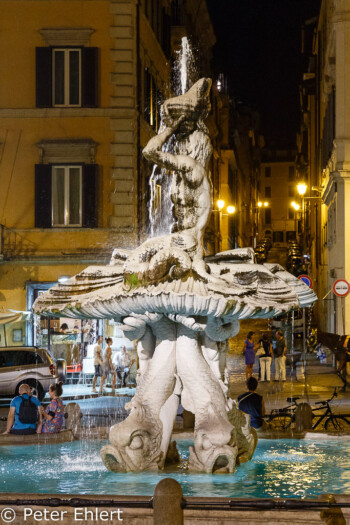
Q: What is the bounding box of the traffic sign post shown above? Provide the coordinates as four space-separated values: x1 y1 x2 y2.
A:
298 274 313 288
333 279 350 298
332 279 350 336
297 275 313 380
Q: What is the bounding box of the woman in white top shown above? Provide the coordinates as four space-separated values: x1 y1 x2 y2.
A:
100 337 117 394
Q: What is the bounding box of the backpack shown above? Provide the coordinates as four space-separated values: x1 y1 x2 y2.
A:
18 395 38 424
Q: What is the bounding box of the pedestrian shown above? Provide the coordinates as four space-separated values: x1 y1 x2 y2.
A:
258 333 273 382
238 376 266 431
2 384 42 435
274 329 287 381
92 335 104 393
100 337 117 394
37 381 64 434
115 346 135 388
242 331 258 380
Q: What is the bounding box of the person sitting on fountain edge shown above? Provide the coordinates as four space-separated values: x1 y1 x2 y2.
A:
237 377 266 431
37 381 64 434
3 383 42 435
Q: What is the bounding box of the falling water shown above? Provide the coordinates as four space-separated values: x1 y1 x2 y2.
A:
148 37 198 238
148 128 177 238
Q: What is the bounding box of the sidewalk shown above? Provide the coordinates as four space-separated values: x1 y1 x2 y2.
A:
227 352 350 413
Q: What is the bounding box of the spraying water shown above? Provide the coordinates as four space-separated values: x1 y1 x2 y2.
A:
179 37 194 94
148 37 197 238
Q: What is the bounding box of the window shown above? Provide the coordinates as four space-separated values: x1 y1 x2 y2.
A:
265 186 271 198
35 163 98 229
0 351 43 367
286 231 296 242
265 167 271 178
288 166 295 181
36 47 98 108
288 186 295 197
273 231 284 243
52 166 82 226
288 208 295 220
53 49 81 106
143 68 163 132
264 208 271 224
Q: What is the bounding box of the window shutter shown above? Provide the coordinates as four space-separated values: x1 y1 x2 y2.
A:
36 48 52 108
35 165 52 228
82 48 99 108
82 164 98 228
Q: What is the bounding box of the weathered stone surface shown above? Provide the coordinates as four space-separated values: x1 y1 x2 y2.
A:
110 49 133 62
110 166 134 179
110 192 133 205
110 118 135 131
110 96 135 108
110 143 134 156
111 73 135 86
34 79 317 476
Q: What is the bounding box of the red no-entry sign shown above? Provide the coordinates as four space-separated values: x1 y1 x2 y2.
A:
333 279 350 297
298 274 313 288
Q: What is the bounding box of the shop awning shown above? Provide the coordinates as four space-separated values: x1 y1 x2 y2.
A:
0 310 24 325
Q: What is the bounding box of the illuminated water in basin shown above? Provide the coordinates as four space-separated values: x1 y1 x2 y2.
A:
1 438 350 499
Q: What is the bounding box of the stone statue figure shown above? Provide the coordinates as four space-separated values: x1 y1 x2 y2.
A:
114 79 215 287
33 78 317 474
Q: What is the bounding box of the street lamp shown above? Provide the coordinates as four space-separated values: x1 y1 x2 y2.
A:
297 182 307 196
214 200 236 251
254 201 269 247
296 183 307 250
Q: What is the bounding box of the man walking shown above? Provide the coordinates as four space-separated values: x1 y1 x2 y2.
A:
92 335 104 393
274 330 287 381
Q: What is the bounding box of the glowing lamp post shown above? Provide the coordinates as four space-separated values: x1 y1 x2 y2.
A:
296 183 307 249
215 200 236 251
254 201 269 247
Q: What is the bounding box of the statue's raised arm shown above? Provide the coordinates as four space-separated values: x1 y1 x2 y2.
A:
143 78 213 238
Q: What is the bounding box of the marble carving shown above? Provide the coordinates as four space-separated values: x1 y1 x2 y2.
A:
33 79 317 474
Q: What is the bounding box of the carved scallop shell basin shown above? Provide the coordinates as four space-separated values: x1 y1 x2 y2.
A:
33 250 316 320
1 437 350 498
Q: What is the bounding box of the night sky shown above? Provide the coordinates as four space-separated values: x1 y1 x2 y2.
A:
206 0 321 147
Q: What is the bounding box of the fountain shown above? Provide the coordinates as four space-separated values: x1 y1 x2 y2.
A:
33 78 317 474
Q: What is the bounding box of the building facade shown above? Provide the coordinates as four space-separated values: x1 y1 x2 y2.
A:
260 150 298 247
299 0 350 334
0 0 230 359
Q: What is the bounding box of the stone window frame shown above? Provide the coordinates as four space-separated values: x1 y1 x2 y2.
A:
39 28 95 47
36 138 98 165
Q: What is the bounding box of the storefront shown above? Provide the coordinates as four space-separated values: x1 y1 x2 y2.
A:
25 282 136 381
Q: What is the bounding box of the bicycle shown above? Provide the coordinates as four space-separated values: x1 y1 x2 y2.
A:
265 397 300 430
311 389 350 431
266 389 350 432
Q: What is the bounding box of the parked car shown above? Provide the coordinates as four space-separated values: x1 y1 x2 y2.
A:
0 347 66 401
